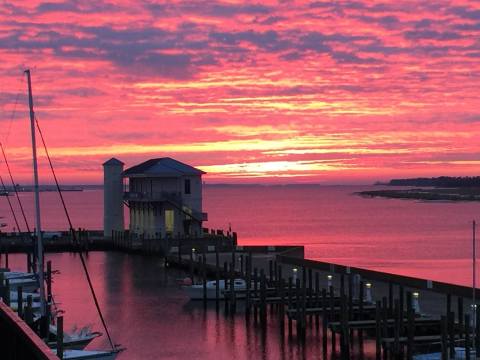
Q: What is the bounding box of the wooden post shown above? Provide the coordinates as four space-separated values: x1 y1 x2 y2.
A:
458 297 464 337
359 280 365 348
17 286 23 319
376 301 382 360
245 254 251 318
202 253 207 307
56 315 64 359
288 277 293 337
269 259 273 283
253 268 258 321
448 311 455 359
230 262 236 313
315 272 320 330
393 299 400 358
224 262 229 314
215 242 220 311
46 260 52 299
25 295 34 330
388 282 393 317
465 314 471 360
322 288 328 358
406 303 414 360
279 277 285 335
260 269 267 330
441 315 448 360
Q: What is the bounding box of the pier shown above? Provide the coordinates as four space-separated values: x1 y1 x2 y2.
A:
1 228 479 359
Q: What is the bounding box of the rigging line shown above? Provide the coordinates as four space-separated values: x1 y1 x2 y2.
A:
3 91 21 146
0 142 32 234
34 115 116 352
0 175 21 232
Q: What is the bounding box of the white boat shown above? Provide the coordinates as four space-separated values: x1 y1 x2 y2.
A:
53 349 118 360
9 290 39 301
3 271 39 291
413 348 476 359
48 324 102 350
183 279 247 300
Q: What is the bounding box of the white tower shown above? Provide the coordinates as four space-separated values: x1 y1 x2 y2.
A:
103 158 124 237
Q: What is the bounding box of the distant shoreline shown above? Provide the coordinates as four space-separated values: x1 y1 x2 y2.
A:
357 188 480 202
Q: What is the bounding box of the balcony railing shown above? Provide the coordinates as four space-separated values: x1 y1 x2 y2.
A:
124 191 182 203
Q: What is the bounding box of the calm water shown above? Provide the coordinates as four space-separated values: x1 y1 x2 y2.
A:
2 185 479 359
1 185 478 285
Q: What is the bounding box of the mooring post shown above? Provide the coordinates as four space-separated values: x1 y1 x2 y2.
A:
358 280 365 347
57 315 64 360
376 300 382 360
295 277 301 338
25 295 33 328
215 242 220 311
441 315 448 360
230 262 236 314
17 286 23 319
288 277 293 337
224 261 229 314
46 260 52 299
245 254 251 319
269 259 273 284
388 282 393 317
202 253 207 308
315 272 320 330
260 269 267 330
253 268 258 321
476 308 480 354
301 267 307 341
322 288 328 358
406 300 414 360
279 277 285 335
458 297 464 337
448 311 455 359
465 314 471 360
393 299 400 358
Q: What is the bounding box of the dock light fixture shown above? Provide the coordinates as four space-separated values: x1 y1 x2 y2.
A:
292 268 298 282
365 283 373 303
412 292 421 314
192 248 197 261
327 275 333 288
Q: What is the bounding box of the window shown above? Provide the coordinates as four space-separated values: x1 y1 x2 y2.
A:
184 179 191 194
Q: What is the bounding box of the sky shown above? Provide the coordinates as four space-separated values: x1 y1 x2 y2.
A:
0 0 480 184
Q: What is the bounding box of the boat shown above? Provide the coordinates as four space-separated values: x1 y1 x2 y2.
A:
52 349 119 360
47 324 102 350
183 279 247 300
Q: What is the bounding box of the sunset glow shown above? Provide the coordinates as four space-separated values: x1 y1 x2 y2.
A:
1 1 480 184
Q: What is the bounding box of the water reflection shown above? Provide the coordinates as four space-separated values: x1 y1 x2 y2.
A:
7 252 378 359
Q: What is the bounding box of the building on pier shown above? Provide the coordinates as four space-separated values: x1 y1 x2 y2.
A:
103 157 207 238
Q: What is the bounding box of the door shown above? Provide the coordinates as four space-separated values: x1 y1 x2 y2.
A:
165 209 174 235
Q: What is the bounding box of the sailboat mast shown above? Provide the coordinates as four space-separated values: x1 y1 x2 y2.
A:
25 69 46 316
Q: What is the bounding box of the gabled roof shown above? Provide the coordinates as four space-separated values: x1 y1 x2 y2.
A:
123 157 206 177
103 158 124 166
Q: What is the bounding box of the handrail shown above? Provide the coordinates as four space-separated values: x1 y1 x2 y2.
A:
0 300 58 359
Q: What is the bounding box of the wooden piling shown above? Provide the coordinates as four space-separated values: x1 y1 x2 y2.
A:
56 315 64 359
17 286 23 319
448 311 455 359
322 288 328 358
465 314 471 360
376 301 382 360
288 277 293 337
315 272 320 330
441 315 448 360
46 260 52 299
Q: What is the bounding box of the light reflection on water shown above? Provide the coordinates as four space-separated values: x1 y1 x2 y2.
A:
7 252 376 360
